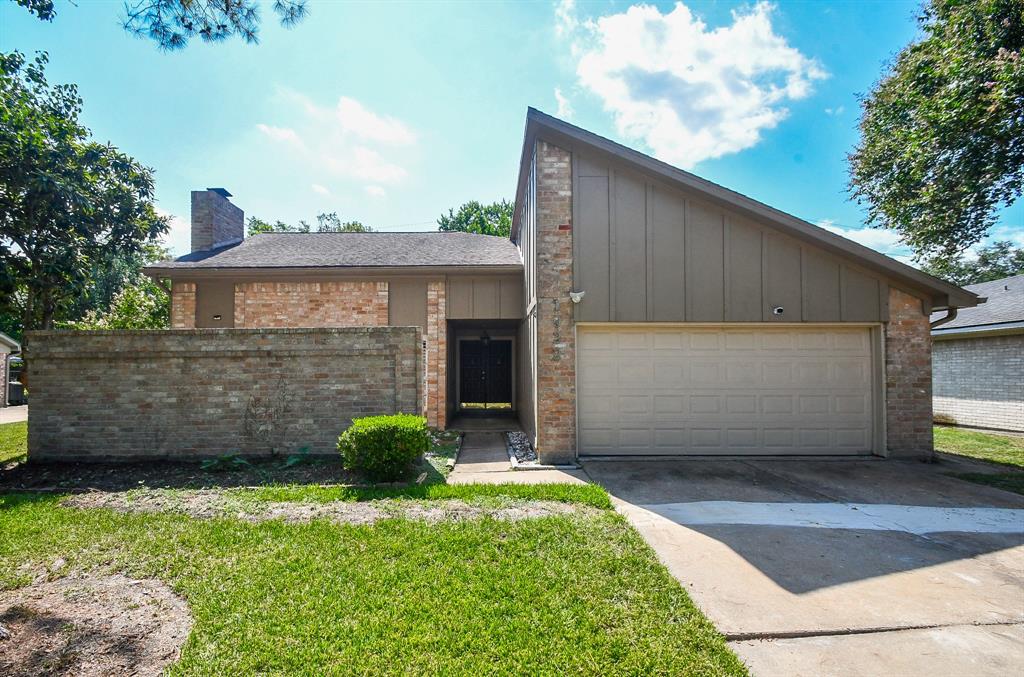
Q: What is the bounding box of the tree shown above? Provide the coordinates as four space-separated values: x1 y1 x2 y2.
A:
920 241 1024 286
60 276 169 330
0 51 167 333
246 213 372 236
438 200 514 237
11 0 308 51
849 0 1023 259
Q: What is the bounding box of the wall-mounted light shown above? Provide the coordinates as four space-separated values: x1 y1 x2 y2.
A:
772 306 784 316
212 314 222 321
481 332 490 346
570 290 586 304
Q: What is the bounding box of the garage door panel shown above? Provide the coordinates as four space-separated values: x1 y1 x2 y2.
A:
578 325 875 456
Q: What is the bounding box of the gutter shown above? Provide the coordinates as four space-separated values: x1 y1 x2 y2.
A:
929 307 957 329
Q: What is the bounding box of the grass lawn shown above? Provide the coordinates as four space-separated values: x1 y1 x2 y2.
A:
0 483 744 675
0 421 26 464
935 426 1024 495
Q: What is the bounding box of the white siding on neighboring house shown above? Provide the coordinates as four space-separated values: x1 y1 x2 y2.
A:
933 334 1024 432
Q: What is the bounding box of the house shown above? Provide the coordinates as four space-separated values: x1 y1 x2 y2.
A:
145 109 982 463
931 274 1023 432
1 331 19 408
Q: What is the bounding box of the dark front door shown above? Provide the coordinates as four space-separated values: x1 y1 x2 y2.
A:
459 339 513 410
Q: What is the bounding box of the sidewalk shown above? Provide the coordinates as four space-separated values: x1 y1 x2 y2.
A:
448 431 588 485
0 405 27 425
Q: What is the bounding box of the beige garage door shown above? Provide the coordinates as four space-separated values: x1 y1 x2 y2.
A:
577 326 876 456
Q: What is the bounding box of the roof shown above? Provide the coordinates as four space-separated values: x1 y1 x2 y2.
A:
931 274 1024 336
0 331 19 352
146 231 522 273
512 107 981 311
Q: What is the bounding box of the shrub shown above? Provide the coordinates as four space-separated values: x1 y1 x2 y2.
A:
338 414 430 482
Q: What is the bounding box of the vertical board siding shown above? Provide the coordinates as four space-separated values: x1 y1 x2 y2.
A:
650 188 686 320
613 171 648 321
571 150 892 323
446 276 524 320
685 200 726 321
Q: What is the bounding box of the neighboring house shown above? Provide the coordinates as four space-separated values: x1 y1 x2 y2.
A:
931 274 1023 432
0 331 19 408
145 109 981 463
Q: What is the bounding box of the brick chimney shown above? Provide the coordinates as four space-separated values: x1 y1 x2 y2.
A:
191 188 244 252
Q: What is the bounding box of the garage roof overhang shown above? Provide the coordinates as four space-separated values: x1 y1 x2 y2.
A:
510 107 982 312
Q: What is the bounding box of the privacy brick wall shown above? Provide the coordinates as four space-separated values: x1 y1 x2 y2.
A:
170 282 196 329
423 281 447 428
232 281 389 328
933 334 1024 432
534 140 576 464
26 327 421 460
885 287 934 458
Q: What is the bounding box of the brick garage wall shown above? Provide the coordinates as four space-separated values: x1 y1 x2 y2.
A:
933 334 1024 432
534 140 576 464
885 287 934 458
26 327 421 460
170 282 196 329
233 281 389 328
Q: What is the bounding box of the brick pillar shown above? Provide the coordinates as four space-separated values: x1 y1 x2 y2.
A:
171 282 196 329
885 287 934 459
534 140 576 464
425 280 447 429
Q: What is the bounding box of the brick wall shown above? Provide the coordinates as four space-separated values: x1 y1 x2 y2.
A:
933 334 1024 432
425 280 447 428
26 327 421 460
171 282 196 329
233 281 389 328
885 287 934 458
533 140 576 464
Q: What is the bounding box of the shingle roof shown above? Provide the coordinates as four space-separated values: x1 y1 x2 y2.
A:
147 232 522 270
931 274 1024 331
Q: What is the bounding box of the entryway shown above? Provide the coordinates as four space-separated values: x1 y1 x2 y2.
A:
448 320 518 419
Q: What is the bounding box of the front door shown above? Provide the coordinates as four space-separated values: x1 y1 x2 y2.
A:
459 339 513 411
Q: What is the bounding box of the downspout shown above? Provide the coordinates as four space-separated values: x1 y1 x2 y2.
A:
930 307 957 329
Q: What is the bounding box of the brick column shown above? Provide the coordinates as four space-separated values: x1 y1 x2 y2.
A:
885 287 934 459
425 280 447 429
171 282 196 329
534 140 576 464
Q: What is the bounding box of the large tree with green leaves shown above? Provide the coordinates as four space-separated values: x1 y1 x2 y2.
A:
849 0 1023 258
437 200 514 238
246 212 372 236
12 0 308 51
921 241 1024 285
0 51 167 332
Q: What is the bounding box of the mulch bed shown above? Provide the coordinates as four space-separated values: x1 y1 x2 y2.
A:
0 574 192 677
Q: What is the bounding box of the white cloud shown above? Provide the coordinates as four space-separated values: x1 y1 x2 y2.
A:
336 97 416 145
311 183 330 196
256 91 414 185
824 105 845 116
156 208 191 256
256 123 304 149
364 185 387 198
554 87 574 119
816 219 915 265
558 1 826 168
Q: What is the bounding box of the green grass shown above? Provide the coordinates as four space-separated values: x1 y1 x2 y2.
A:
934 426 1024 468
935 426 1024 496
0 421 27 464
0 488 742 675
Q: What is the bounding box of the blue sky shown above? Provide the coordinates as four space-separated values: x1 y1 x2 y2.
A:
2 0 1020 259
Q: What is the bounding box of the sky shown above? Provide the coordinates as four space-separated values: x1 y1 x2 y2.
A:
1 0 1020 260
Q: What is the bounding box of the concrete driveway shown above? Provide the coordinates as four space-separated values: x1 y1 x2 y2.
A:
583 458 1024 677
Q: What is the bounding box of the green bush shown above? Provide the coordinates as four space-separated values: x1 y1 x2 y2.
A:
338 414 430 482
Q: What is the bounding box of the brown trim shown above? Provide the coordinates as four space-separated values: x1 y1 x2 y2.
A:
511 107 980 310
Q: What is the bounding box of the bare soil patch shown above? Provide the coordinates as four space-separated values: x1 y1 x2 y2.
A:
0 574 192 677
62 490 596 525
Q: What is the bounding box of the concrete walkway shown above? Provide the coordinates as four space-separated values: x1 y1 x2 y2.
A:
448 431 588 485
0 405 27 424
585 458 1024 677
